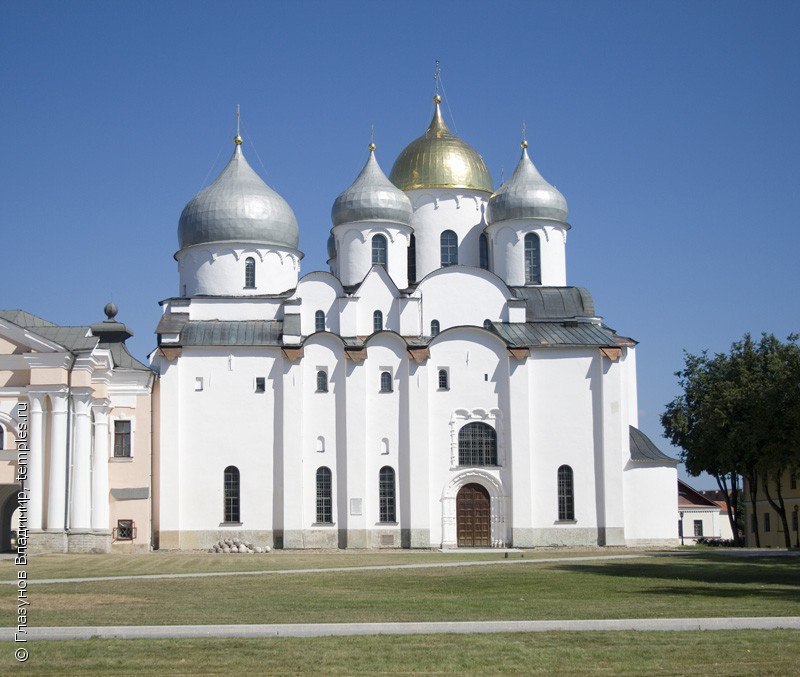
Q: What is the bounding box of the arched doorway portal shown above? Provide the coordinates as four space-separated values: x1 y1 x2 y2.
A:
0 485 19 552
456 483 490 547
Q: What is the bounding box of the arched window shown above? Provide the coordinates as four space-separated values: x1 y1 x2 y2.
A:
558 465 574 520
372 234 387 266
380 371 392 393
316 370 328 393
407 234 416 283
316 466 333 524
379 466 396 523
483 319 493 330
430 320 440 336
458 422 498 466
479 233 490 270
244 257 256 288
373 310 383 332
0 425 4 449
316 436 325 453
440 230 458 267
315 310 325 332
438 369 449 390
524 233 541 284
223 466 240 523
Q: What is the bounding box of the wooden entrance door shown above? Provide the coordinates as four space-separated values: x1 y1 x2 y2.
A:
456 483 490 547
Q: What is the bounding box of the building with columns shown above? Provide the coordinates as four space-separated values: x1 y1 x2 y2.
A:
0 307 153 553
151 93 679 550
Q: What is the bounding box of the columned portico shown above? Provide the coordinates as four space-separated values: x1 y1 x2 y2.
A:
46 390 69 533
26 392 46 532
70 388 94 530
91 401 111 531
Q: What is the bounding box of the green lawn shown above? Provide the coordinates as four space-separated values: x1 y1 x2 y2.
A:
2 551 798 627
4 631 800 675
1 548 634 580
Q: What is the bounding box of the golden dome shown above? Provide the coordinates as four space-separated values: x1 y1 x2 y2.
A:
389 99 493 193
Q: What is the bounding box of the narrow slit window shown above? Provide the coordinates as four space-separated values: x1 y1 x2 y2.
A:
407 234 416 283
316 467 333 524
373 310 383 332
440 230 458 267
372 234 388 266
558 465 574 520
244 257 256 288
438 369 449 390
316 370 328 393
315 310 325 332
379 466 396 523
479 233 489 270
524 233 541 284
430 320 440 337
224 466 240 523
380 371 392 393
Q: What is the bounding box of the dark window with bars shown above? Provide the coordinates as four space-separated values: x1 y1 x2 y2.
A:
380 371 392 392
315 310 325 332
372 234 387 266
438 369 449 390
316 467 333 523
0 426 4 449
224 466 240 523
316 370 328 392
114 519 135 541
693 520 703 537
430 319 440 336
373 310 383 332
379 466 396 523
440 230 458 267
479 233 490 270
458 422 497 466
524 233 541 284
244 257 256 288
557 465 574 520
114 420 131 457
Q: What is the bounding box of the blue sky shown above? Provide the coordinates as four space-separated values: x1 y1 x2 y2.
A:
2 1 798 488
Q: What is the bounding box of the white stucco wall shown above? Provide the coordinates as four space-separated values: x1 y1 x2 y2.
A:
406 189 490 281
177 243 301 296
486 220 567 287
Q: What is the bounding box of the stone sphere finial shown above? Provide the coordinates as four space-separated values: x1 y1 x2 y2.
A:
104 302 118 321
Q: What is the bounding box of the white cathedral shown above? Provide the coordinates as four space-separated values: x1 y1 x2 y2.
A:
150 93 678 551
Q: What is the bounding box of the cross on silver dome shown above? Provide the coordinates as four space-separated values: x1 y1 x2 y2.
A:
331 141 413 227
178 136 299 250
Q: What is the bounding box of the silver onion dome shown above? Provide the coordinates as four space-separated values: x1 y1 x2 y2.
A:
178 141 299 250
331 147 413 227
488 144 569 224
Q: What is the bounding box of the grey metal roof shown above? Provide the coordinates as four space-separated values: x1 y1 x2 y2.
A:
178 144 299 250
180 320 283 346
100 342 151 372
491 321 620 347
488 147 568 224
33 326 98 351
629 426 677 465
331 149 413 227
510 287 595 321
0 310 58 328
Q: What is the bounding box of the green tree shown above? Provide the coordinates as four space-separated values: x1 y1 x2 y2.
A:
662 334 800 549
662 350 744 546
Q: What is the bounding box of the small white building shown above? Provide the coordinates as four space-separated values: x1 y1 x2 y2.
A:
678 481 735 543
152 94 679 550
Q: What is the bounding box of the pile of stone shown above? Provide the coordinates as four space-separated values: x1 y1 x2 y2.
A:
209 538 271 554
